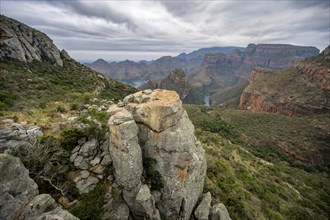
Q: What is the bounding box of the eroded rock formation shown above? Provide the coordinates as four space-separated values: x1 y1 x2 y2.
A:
108 89 207 219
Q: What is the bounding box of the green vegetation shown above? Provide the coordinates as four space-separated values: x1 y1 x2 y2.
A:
143 157 164 191
70 184 105 220
60 128 85 151
210 80 249 108
185 104 329 220
0 58 136 111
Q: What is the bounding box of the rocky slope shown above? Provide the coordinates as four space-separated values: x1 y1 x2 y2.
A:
86 47 244 80
239 46 330 116
138 68 204 104
0 15 68 66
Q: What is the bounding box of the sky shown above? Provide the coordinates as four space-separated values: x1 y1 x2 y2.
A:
1 0 329 62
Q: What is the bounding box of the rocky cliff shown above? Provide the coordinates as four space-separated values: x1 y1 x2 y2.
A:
239 46 330 116
138 68 204 104
189 44 320 94
108 89 207 219
0 15 68 66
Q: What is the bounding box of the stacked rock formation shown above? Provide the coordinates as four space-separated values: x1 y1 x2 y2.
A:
108 89 207 219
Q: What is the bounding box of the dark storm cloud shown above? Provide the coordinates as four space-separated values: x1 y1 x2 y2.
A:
1 0 329 61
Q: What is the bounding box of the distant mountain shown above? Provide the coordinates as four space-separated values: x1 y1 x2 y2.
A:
86 46 244 80
138 68 204 104
239 45 330 116
189 44 320 94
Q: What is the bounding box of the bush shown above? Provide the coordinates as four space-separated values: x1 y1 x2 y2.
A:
70 184 105 220
60 128 85 151
143 157 164 190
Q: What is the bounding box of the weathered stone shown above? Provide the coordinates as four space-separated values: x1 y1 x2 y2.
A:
143 89 153 95
73 155 84 168
194 192 212 220
79 139 98 157
127 89 183 132
109 109 160 219
123 94 134 104
101 154 112 166
70 152 78 163
90 156 101 166
101 198 130 220
138 110 206 220
18 194 58 220
75 176 99 194
0 154 39 220
35 207 78 220
210 203 232 220
90 164 105 174
108 90 206 220
109 110 142 189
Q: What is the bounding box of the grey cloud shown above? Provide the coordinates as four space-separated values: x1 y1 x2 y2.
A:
1 0 329 61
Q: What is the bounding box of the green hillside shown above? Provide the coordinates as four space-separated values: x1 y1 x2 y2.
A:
184 104 329 220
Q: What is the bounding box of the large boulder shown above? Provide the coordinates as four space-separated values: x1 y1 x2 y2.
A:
0 154 38 220
108 89 207 219
0 153 78 220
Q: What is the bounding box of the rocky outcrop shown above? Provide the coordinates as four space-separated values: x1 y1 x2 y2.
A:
108 89 207 219
0 15 64 66
0 153 78 220
138 68 204 104
0 119 43 153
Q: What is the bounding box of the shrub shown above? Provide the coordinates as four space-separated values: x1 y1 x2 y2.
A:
60 128 85 151
70 184 105 220
143 157 164 190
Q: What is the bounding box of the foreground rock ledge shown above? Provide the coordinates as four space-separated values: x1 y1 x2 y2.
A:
108 89 207 219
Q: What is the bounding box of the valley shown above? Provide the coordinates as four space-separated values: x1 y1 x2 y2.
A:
0 11 329 220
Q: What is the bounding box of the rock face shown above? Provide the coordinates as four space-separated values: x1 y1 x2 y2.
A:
0 153 78 220
138 68 204 104
0 15 64 66
108 89 207 219
239 45 330 116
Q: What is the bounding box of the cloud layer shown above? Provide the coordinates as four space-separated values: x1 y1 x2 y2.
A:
1 0 329 61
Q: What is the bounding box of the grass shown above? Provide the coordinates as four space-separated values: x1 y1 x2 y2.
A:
184 104 330 220
0 58 136 111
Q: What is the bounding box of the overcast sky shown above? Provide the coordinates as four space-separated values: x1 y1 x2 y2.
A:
1 0 329 62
